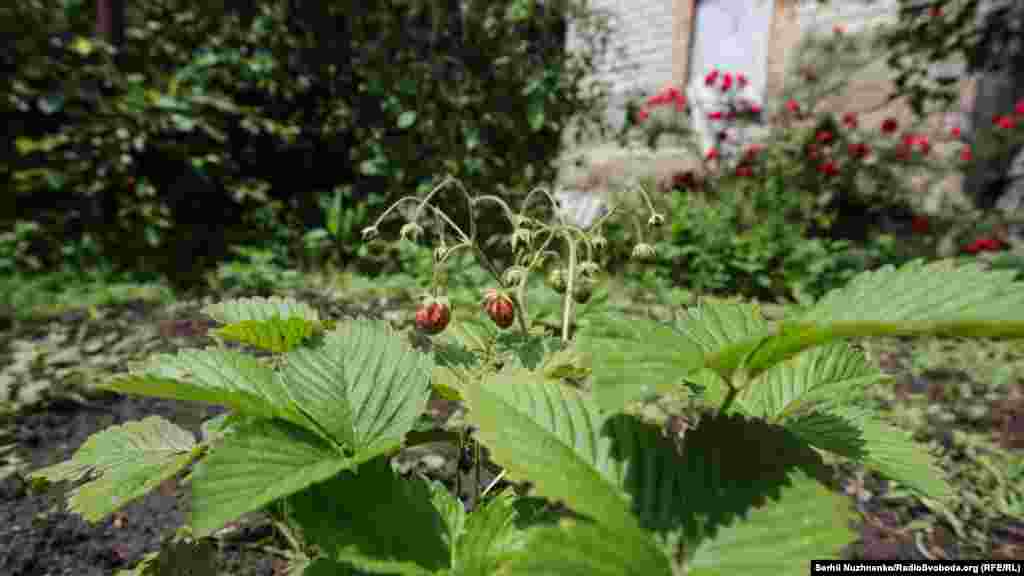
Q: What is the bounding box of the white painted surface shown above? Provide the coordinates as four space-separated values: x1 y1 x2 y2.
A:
689 0 773 102
686 0 774 160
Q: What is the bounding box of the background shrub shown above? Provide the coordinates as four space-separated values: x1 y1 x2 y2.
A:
4 0 620 290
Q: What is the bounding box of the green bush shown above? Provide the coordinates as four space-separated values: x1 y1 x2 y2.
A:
650 178 906 302
5 0 621 288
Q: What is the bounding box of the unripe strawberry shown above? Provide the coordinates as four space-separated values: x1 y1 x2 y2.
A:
415 296 450 335
482 289 515 329
547 269 567 294
572 278 594 304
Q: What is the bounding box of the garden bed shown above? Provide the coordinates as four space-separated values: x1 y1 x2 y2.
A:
0 278 1022 575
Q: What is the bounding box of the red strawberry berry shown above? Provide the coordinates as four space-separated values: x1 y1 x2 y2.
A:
415 297 450 335
483 289 515 329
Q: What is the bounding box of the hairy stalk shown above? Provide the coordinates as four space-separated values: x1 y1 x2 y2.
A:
561 230 578 343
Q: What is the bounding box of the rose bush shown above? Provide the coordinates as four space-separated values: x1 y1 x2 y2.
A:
622 27 977 238
613 24 1024 300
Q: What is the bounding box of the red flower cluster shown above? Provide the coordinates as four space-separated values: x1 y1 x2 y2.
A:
671 170 698 190
994 115 1015 130
817 161 839 177
848 142 871 159
636 84 687 122
963 237 1006 254
977 98 1024 134
902 133 931 156
704 69 748 91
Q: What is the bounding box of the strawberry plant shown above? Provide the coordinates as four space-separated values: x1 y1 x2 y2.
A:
26 174 1024 575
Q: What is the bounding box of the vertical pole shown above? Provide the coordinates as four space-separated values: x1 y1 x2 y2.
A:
764 0 800 115
672 0 698 88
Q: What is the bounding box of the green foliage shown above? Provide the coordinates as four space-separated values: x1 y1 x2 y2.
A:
301 185 386 270
208 245 303 295
5 0 622 287
29 416 200 522
28 258 1024 574
650 181 901 301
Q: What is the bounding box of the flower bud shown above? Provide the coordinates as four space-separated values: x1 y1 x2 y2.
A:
361 226 380 241
399 222 424 243
577 261 600 278
503 266 527 286
647 212 666 228
632 243 656 261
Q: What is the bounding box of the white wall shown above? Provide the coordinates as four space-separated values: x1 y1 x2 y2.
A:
566 0 675 134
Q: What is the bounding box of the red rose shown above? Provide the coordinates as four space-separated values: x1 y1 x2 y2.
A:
912 135 931 155
950 126 961 138
995 115 1015 130
911 216 930 235
842 112 858 129
705 70 719 87
708 111 723 120
744 144 764 161
705 147 719 161
737 73 748 88
960 147 972 162
636 107 649 122
721 72 733 92
894 142 912 161
816 131 834 144
672 171 696 189
964 237 1005 254
818 161 840 177
848 142 870 159
881 118 899 134
1016 99 1024 116
735 165 754 177
786 99 801 114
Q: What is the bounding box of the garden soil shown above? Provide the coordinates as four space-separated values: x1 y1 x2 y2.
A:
1 285 1021 575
